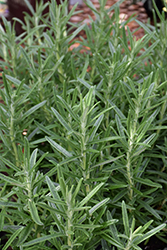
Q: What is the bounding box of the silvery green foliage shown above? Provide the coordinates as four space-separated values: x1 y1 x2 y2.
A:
0 0 167 249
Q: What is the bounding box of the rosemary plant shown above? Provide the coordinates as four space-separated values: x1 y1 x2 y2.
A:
0 0 167 249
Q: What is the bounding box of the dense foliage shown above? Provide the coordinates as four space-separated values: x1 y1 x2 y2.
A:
0 0 167 249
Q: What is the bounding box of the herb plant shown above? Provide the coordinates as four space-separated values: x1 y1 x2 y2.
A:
0 0 167 249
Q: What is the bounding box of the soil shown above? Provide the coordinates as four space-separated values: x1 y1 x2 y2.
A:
139 236 167 250
1 231 167 250
0 0 148 39
95 235 167 249
69 0 148 40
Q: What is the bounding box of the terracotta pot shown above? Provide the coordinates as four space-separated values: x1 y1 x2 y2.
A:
7 0 64 35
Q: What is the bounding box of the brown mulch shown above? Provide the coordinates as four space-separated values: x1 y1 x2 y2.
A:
0 0 149 40
0 1 150 84
69 0 148 40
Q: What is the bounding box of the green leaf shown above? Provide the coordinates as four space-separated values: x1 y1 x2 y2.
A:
46 176 65 212
67 24 85 43
0 201 23 208
24 0 35 14
22 100 47 120
29 151 48 176
17 222 34 246
2 73 11 99
74 224 100 229
122 201 129 237
16 81 39 106
138 200 162 220
22 233 65 247
0 157 20 172
0 130 11 149
88 114 104 142
137 109 159 142
43 55 64 83
23 137 30 171
2 227 24 250
91 107 113 123
46 136 72 157
134 224 166 245
5 75 22 87
79 183 104 207
79 55 90 79
0 208 5 231
134 134 157 156
56 95 80 123
0 173 23 187
34 121 56 137
77 77 92 89
115 114 127 148
84 86 95 107
79 198 110 223
51 107 72 132
107 211 120 243
135 20 156 38
30 148 38 170
19 46 36 73
92 155 124 168
72 178 83 201
94 56 108 83
28 200 43 225
109 184 128 190
102 233 124 249
135 177 162 188
109 100 126 120
44 197 66 206
59 177 67 200
88 136 122 145
134 220 153 235
38 202 66 217
15 79 25 97
65 2 78 24
138 39 160 61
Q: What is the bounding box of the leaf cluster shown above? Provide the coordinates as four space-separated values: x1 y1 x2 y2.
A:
0 0 167 249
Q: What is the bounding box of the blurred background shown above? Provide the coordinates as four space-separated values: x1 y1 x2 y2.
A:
0 0 166 39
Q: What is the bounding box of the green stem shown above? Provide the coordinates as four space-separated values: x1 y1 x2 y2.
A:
67 220 72 250
105 77 113 156
10 102 19 167
157 92 167 136
81 108 90 193
38 76 52 123
126 104 140 201
35 16 42 45
90 58 96 82
67 193 73 250
11 36 17 77
81 135 90 193
55 22 67 85
56 43 65 84
126 152 133 201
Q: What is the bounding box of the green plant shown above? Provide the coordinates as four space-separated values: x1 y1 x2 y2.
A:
0 0 167 249
103 201 166 250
